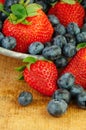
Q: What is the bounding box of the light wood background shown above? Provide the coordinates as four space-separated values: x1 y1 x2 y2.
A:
0 54 86 130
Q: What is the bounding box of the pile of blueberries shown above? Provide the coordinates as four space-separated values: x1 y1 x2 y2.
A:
47 73 86 117
0 0 86 68
24 14 86 68
28 18 86 68
18 73 86 117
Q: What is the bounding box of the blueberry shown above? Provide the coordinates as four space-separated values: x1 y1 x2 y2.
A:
18 91 33 106
44 42 52 47
0 12 7 22
35 0 50 13
54 56 68 68
0 32 4 43
1 36 16 50
29 0 35 3
52 35 67 48
63 44 76 58
52 89 71 104
47 99 68 117
76 32 86 43
65 33 76 46
54 24 66 35
29 41 44 55
42 45 61 60
0 21 3 31
81 0 86 9
76 92 86 109
67 22 80 35
84 17 86 23
81 23 86 32
57 73 75 90
48 15 59 26
44 0 58 4
70 84 84 97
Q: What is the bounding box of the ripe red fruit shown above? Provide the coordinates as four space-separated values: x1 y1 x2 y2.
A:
48 1 85 27
0 0 5 4
2 3 53 53
23 60 58 96
61 48 86 89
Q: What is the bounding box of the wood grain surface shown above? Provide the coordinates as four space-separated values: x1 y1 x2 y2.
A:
0 54 86 130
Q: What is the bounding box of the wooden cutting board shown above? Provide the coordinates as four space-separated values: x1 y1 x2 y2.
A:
0 54 86 130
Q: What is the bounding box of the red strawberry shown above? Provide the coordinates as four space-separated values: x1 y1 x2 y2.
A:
0 0 5 4
48 0 85 27
23 58 58 96
61 47 86 89
2 2 53 53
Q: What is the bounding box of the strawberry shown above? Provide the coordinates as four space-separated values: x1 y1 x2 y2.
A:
2 1 53 53
0 0 5 4
61 46 86 89
20 57 58 96
48 0 85 27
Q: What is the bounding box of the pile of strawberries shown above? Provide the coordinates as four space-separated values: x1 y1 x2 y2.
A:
18 47 86 96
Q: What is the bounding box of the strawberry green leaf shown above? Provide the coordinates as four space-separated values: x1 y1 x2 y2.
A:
0 3 4 10
27 64 31 70
9 13 30 25
50 2 58 6
21 19 31 24
23 56 37 63
18 74 24 80
27 12 38 17
10 13 17 20
15 65 26 72
8 13 17 23
26 3 42 17
24 0 31 6
77 0 82 3
76 43 86 50
11 4 27 19
15 17 29 24
61 0 76 4
9 15 25 24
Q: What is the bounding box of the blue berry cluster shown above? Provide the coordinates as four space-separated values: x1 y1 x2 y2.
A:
47 73 86 117
28 15 86 69
0 1 86 61
17 73 86 117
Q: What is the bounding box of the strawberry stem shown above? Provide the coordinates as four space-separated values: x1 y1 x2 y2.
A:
24 0 30 6
15 65 26 72
1 9 9 16
0 3 9 16
19 0 25 4
27 63 31 70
